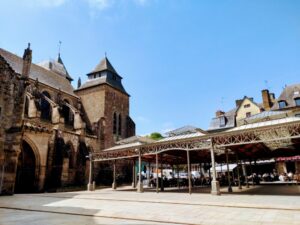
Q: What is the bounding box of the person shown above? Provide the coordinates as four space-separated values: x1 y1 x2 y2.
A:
279 173 285 182
288 171 294 181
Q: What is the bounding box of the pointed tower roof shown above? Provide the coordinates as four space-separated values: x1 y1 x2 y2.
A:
89 57 119 75
77 56 128 95
37 53 73 82
56 53 73 81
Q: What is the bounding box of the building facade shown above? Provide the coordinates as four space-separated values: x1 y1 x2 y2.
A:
0 45 135 195
208 85 300 174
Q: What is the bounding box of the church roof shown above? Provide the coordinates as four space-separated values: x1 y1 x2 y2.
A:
0 48 77 97
57 54 73 81
76 76 129 95
77 56 128 95
89 57 119 75
37 54 73 81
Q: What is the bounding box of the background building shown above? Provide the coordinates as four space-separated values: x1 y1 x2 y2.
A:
208 84 300 174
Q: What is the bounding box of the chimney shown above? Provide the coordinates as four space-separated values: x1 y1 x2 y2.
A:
262 89 272 111
215 110 225 117
22 43 32 78
270 93 276 103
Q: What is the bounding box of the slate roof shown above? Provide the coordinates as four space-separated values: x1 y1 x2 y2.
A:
76 76 128 95
77 56 128 95
207 108 237 132
244 110 288 121
0 48 77 97
227 117 300 132
89 57 119 75
272 84 300 110
165 125 205 137
37 54 73 81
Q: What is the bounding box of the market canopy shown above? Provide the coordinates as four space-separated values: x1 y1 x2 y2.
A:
92 117 300 162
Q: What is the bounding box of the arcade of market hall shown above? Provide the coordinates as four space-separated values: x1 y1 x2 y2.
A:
89 116 300 195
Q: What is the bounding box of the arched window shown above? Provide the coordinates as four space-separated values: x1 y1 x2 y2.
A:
113 112 117 134
41 91 51 121
118 114 122 136
62 100 74 127
295 98 300 106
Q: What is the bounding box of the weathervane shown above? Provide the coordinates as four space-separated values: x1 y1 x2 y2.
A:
58 41 62 56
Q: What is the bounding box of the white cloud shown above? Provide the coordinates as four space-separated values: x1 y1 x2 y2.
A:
85 0 114 10
134 0 148 5
23 0 68 7
17 0 152 10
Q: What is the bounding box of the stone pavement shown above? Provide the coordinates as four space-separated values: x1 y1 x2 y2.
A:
0 185 299 225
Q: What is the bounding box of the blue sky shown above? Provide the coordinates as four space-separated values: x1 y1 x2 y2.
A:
1 0 300 135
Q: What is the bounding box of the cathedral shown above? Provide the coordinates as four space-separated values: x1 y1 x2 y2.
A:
0 44 135 195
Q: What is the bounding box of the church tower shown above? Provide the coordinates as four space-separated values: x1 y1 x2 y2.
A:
75 57 135 149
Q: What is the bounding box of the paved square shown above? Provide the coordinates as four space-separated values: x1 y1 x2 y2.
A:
0 185 299 225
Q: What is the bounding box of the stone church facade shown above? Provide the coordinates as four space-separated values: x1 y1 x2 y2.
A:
0 44 135 195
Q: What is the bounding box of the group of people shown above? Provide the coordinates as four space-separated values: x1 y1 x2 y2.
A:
145 169 300 188
215 170 300 186
278 172 300 183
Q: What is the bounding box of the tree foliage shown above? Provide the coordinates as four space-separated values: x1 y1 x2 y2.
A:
148 132 163 140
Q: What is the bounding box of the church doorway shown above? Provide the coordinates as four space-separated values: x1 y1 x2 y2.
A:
15 141 37 193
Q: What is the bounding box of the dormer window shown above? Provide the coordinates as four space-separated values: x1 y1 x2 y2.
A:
295 98 300 106
278 101 287 109
219 116 226 127
244 104 250 108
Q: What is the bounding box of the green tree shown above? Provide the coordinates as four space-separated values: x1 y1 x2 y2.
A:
148 132 163 140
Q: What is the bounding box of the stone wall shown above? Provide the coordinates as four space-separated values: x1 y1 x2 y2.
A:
0 55 27 195
76 84 134 150
103 85 130 149
74 85 106 124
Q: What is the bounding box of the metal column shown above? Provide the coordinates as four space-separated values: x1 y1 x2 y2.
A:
132 160 136 188
137 149 144 193
210 142 221 195
87 152 94 191
112 160 117 190
187 150 192 195
156 153 159 193
236 154 242 190
226 150 233 192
